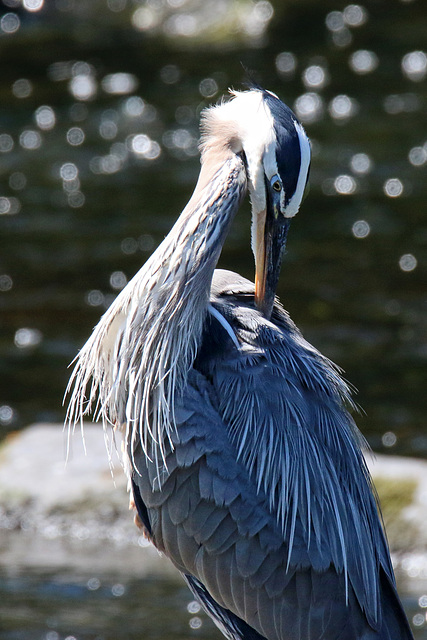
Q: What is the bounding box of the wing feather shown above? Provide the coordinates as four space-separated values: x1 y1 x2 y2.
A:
129 270 414 640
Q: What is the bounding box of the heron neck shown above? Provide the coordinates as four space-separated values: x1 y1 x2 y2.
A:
65 148 247 472
155 150 247 308
126 150 247 457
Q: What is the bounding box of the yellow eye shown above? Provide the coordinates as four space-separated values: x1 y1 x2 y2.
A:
272 180 281 192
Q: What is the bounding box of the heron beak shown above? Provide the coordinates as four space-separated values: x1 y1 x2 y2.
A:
254 186 290 319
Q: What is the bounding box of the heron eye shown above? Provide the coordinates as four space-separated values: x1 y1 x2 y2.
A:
272 180 281 192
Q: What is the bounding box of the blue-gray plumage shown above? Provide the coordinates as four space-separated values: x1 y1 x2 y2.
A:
66 87 414 639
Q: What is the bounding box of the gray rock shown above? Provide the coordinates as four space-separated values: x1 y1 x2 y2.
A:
0 424 426 578
0 423 173 576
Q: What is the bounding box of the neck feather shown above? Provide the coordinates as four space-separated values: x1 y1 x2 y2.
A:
66 149 246 473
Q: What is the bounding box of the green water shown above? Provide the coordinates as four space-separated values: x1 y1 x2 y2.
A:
1 0 426 454
0 568 425 640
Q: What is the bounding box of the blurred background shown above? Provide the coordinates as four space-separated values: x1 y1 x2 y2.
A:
0 0 426 638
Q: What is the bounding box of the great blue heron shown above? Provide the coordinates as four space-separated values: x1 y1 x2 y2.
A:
66 87 414 639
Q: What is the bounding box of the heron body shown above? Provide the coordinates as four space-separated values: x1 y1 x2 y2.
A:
67 88 414 639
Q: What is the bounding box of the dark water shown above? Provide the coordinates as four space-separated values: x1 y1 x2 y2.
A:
1 568 427 640
0 570 204 640
0 0 426 454
0 0 426 637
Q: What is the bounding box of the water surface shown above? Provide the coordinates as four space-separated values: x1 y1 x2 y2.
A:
1 0 426 454
1 568 427 640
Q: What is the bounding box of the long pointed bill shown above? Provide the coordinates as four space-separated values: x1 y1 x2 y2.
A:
254 195 291 319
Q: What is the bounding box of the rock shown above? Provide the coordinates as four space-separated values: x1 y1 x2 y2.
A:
365 452 427 550
0 423 126 510
0 424 426 575
0 423 173 576
365 451 427 584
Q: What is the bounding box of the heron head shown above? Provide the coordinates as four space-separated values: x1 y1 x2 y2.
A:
202 88 311 318
245 88 311 318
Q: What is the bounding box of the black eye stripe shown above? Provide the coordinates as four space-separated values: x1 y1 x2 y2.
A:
262 91 302 206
